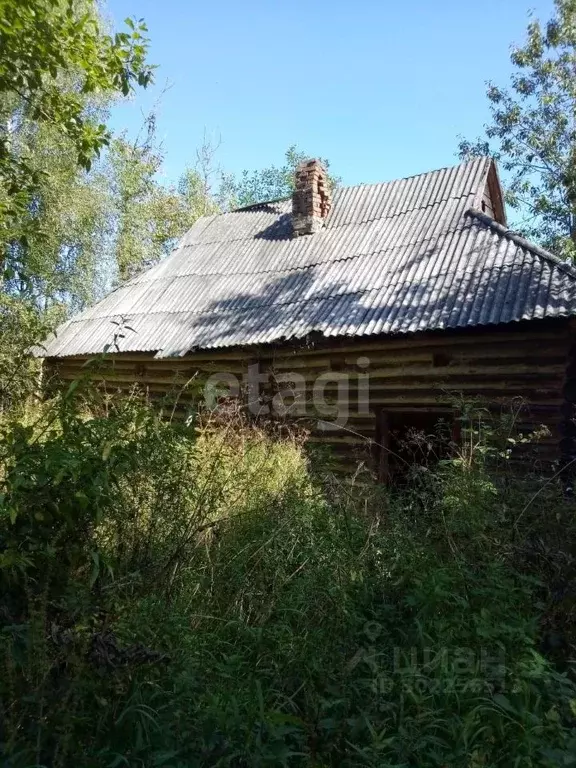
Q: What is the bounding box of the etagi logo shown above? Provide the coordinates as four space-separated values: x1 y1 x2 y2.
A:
203 357 373 429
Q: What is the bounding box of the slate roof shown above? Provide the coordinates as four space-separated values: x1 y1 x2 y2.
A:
40 157 576 358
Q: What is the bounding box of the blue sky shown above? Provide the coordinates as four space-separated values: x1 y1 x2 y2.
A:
106 0 554 188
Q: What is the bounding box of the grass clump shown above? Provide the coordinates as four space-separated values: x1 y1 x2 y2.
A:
0 389 575 766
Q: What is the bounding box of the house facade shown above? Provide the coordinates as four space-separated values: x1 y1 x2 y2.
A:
39 157 576 480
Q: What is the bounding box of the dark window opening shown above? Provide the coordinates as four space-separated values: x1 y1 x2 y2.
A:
374 408 457 484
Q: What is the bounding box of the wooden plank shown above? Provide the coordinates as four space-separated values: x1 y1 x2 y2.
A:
263 365 565 384
275 328 570 358
307 435 368 445
55 362 247 377
365 395 563 406
50 349 251 364
451 344 569 362
269 382 563 398
58 372 564 398
271 352 434 369
360 363 566 379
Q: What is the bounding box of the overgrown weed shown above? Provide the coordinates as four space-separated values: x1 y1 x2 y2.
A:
1 386 575 766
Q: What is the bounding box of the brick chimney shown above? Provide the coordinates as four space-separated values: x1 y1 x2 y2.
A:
292 159 331 236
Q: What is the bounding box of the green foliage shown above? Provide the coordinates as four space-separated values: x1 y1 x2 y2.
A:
1 390 575 766
0 0 152 166
70 137 338 287
0 295 57 414
0 0 153 285
219 145 341 209
1 100 213 309
3 113 111 308
100 116 217 284
0 0 152 158
459 0 576 258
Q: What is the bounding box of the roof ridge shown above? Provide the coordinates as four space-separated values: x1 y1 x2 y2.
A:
466 208 576 279
224 157 491 216
365 155 490 188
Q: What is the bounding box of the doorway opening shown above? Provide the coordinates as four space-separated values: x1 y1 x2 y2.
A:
374 408 457 484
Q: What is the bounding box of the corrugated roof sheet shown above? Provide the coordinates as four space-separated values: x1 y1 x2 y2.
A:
38 157 576 358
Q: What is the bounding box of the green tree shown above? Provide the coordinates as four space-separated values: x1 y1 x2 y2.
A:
219 145 339 209
0 0 153 400
2 106 215 309
0 0 153 272
3 110 110 310
100 116 217 284
459 0 576 258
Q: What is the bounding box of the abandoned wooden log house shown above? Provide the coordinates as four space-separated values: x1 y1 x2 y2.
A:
38 157 576 480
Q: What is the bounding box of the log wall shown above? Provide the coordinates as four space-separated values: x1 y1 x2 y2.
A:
45 319 574 478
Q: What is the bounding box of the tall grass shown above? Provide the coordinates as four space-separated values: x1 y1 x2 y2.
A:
0 387 575 766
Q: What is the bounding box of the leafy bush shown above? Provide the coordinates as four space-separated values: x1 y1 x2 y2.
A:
0 390 575 766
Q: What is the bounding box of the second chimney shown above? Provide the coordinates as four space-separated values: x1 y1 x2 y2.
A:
292 159 331 236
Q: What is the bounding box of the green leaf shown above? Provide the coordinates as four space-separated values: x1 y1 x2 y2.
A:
65 379 80 397
493 694 519 716
102 441 113 461
89 549 100 587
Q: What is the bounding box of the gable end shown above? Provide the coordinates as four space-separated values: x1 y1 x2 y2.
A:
477 159 506 225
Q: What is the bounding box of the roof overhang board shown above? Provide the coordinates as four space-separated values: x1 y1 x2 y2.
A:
487 160 507 226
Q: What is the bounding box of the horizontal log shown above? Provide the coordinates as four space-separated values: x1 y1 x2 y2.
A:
52 349 252 363
270 363 566 383
54 349 568 382
307 435 369 445
360 395 563 406
267 386 563 403
347 343 568 367
272 352 435 369
275 328 570 358
52 343 569 377
55 371 199 386
53 363 245 377
57 374 564 402
452 345 569 362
